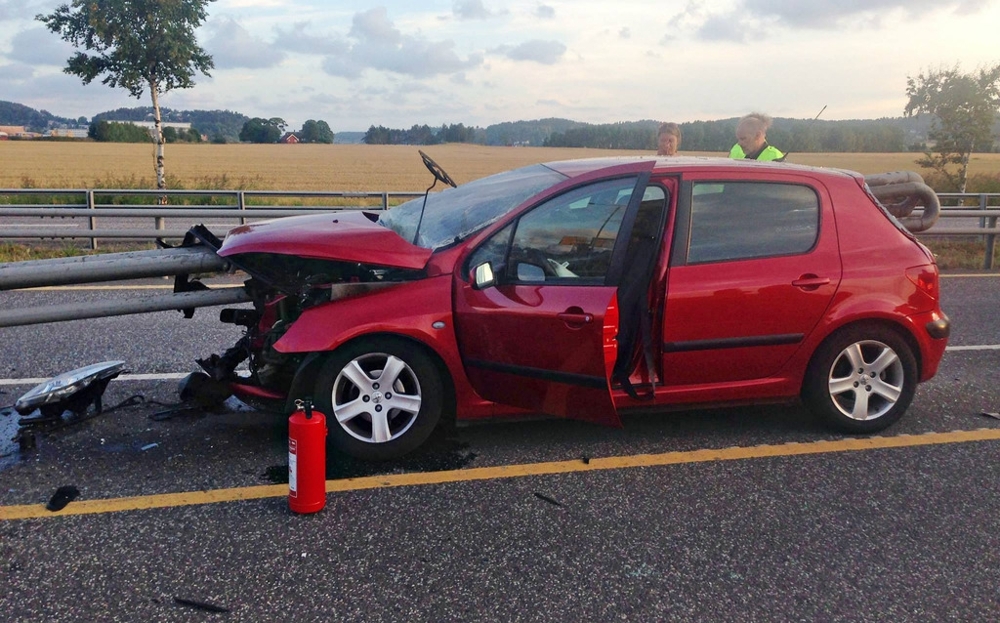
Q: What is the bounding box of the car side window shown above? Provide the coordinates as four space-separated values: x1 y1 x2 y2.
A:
687 182 819 263
468 177 641 285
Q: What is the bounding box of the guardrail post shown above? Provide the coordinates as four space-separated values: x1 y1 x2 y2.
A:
382 192 388 211
87 189 97 250
238 191 246 225
985 215 997 271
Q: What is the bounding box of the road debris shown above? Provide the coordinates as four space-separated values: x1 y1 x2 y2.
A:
174 596 231 613
46 486 79 512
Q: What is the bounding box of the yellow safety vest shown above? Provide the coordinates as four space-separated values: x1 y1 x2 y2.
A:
729 144 785 162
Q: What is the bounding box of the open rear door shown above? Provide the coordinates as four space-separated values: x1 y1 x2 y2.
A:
453 162 655 426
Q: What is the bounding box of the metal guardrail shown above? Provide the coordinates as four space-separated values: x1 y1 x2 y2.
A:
2 188 999 267
926 193 1000 269
0 188 424 249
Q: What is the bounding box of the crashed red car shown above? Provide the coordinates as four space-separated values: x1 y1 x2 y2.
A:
196 155 949 460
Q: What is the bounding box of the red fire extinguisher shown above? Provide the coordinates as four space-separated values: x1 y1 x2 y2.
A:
288 398 327 514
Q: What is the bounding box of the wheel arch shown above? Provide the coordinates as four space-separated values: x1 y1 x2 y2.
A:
284 332 457 424
801 318 922 396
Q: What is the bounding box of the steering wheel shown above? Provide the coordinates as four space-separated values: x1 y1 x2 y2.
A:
419 150 457 188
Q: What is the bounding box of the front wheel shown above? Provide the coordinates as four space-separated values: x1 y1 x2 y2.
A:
802 326 918 434
313 337 444 460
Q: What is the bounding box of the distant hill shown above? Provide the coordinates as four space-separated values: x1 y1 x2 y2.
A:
0 100 79 131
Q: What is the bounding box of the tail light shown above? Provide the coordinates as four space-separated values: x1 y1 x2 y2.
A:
906 265 939 302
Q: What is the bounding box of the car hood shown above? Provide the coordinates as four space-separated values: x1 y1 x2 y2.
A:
218 211 433 270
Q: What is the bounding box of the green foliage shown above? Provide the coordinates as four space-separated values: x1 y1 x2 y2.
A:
905 63 1000 192
299 119 335 143
88 120 153 142
544 118 908 152
37 0 215 100
363 123 481 145
239 117 284 143
93 106 248 142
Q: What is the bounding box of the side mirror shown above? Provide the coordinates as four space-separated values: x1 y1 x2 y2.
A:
516 262 546 282
472 262 495 290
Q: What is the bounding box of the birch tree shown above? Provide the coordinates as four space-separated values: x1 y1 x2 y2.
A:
38 0 215 192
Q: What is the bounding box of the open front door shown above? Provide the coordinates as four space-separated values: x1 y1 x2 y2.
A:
453 165 654 426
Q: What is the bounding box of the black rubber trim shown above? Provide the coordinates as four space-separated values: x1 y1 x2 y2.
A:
926 316 951 339
465 358 607 389
663 333 803 353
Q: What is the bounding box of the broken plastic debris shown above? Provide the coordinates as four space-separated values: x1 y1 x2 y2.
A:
46 485 80 512
141 443 159 451
173 597 230 613
533 492 563 507
981 412 1000 420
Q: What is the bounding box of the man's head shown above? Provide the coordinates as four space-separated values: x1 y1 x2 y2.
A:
657 122 681 156
735 113 771 155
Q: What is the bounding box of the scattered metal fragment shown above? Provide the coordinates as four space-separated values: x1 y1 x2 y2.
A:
46 486 80 512
174 596 231 613
981 412 1000 420
533 492 563 507
140 443 159 451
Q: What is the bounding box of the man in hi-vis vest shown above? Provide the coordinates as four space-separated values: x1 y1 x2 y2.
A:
729 112 785 161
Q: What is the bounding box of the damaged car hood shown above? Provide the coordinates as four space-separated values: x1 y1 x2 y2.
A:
219 211 433 270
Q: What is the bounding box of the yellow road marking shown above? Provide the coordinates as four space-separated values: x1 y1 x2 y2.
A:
3 428 999 521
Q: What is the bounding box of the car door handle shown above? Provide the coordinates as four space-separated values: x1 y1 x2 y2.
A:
791 275 831 291
557 311 593 325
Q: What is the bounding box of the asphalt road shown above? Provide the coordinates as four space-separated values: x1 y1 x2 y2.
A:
1 274 999 621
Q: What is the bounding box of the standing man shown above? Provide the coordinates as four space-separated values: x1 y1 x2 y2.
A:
729 113 785 161
657 122 681 156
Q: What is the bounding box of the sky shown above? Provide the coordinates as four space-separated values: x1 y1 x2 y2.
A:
1 0 998 132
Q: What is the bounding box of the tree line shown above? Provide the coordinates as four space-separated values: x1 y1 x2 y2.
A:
363 123 478 145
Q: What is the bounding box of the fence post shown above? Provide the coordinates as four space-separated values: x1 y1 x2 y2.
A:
87 189 97 250
985 215 997 271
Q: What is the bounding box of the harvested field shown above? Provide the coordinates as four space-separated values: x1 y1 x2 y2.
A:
5 141 1000 191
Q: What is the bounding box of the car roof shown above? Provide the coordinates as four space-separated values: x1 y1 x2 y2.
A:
544 156 863 181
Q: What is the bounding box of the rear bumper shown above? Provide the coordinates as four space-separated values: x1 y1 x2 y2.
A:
909 310 950 381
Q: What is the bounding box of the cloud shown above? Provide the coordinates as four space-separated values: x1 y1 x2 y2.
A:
6 27 77 65
318 8 483 79
205 18 286 69
498 40 566 64
535 4 556 19
453 0 493 20
274 22 349 56
0 62 33 81
619 27 631 39
0 0 38 22
692 0 994 36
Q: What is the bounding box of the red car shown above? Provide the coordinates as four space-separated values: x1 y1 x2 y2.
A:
198 154 950 460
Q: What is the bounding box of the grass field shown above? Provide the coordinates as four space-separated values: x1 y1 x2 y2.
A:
2 141 999 269
5 141 1000 191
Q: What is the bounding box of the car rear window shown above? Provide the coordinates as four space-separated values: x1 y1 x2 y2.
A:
687 182 819 263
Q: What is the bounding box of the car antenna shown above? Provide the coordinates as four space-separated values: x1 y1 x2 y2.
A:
785 105 826 159
412 150 457 245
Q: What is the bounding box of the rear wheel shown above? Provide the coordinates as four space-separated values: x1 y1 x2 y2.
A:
803 326 917 434
314 337 443 460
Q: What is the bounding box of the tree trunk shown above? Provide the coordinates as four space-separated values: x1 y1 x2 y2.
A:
959 149 970 194
149 83 167 203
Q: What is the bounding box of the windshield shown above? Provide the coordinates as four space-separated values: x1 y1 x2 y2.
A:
378 164 567 250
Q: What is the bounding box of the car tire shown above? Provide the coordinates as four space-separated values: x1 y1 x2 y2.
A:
313 337 444 461
802 325 918 434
